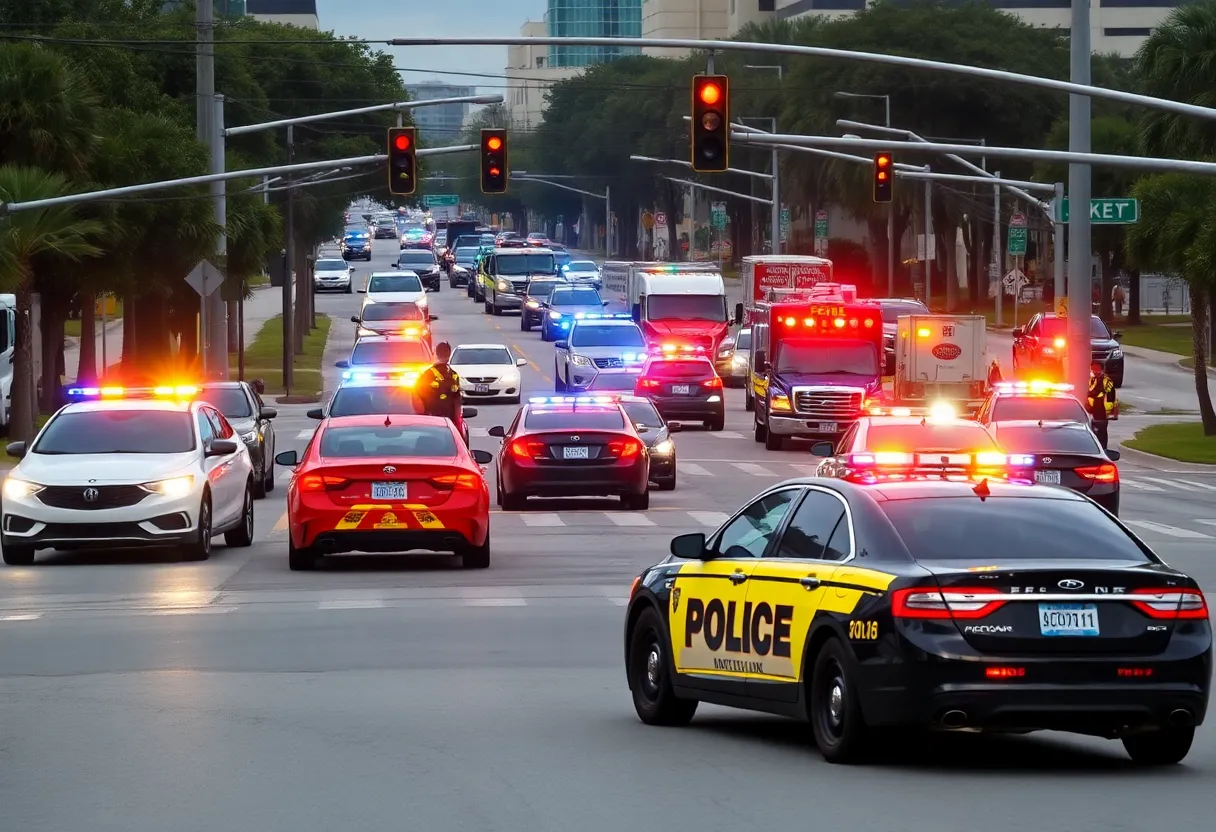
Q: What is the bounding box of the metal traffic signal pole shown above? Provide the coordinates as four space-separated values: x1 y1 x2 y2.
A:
1068 0 1094 398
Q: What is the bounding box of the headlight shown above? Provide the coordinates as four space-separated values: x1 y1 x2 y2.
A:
570 354 593 366
140 475 195 498
732 354 747 365
240 430 258 443
718 349 732 359
549 311 562 320
526 300 540 309
653 439 675 455
771 394 792 412
497 280 509 291
2 477 44 499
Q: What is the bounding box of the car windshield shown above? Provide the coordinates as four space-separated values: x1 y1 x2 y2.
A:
775 341 878 376
34 410 196 454
646 294 727 322
401 222 425 231
526 281 562 298
994 425 1102 455
319 425 457 458
496 253 556 275
524 409 626 430
551 289 602 307
344 231 367 239
735 330 752 350
351 340 432 365
570 324 645 348
645 360 713 380
315 259 348 271
863 424 999 453
451 348 512 365
566 261 598 272
991 396 1089 423
455 247 479 262
879 497 1151 561
328 387 420 417
397 253 436 267
368 274 422 293
621 400 662 427
1039 317 1111 339
589 373 641 391
199 387 252 419
880 302 929 323
376 219 394 227
361 303 425 322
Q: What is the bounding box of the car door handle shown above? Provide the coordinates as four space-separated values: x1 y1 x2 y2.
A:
800 577 821 590
728 571 748 585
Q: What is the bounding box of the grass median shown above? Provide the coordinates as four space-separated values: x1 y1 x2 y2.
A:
1123 421 1216 464
231 313 331 401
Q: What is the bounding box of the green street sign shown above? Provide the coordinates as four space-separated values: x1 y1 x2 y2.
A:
813 209 828 240
1007 212 1027 257
711 202 727 230
780 206 790 243
1055 198 1139 224
424 194 459 207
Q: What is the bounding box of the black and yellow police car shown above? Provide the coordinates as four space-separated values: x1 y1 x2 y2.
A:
623 475 1211 765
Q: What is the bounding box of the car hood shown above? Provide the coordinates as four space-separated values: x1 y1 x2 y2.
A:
451 363 519 378
315 269 350 278
772 372 881 393
16 452 198 485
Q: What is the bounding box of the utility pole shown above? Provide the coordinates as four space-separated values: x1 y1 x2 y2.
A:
209 94 228 378
923 179 932 307
993 172 1002 327
1054 181 1066 303
283 124 295 393
196 0 215 376
1068 0 1093 396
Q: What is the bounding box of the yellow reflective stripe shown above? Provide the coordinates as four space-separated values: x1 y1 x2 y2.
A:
412 509 444 529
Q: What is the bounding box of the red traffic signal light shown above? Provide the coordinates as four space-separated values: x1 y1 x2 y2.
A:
873 151 893 203
387 127 416 196
394 133 411 151
691 74 729 173
698 82 722 106
481 128 508 194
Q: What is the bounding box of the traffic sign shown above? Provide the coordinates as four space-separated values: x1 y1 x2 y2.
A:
1007 212 1027 257
641 211 654 230
780 206 790 243
813 209 828 240
654 211 668 227
1056 297 1068 317
710 202 726 230
1055 198 1139 224
186 259 222 297
424 194 459 207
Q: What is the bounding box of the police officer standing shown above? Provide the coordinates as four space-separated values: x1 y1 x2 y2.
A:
1088 360 1117 449
415 341 466 443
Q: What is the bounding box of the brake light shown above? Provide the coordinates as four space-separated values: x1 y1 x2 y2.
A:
891 587 1006 619
1117 667 1155 678
702 377 723 389
1075 463 1118 483
1130 588 1209 620
1053 337 1066 349
985 667 1025 679
608 438 642 458
430 473 482 489
637 378 661 389
510 439 545 460
298 474 350 491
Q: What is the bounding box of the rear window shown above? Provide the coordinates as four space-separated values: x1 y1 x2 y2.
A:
199 387 252 419
880 302 929 323
644 359 714 379
328 387 420 417
994 425 1102 455
879 498 1151 562
315 259 348 271
320 425 457 458
552 289 602 307
526 281 562 298
397 253 436 267
35 410 196 454
351 340 432 366
361 302 425 322
1040 316 1111 339
621 400 662 426
992 396 1088 423
524 409 626 430
368 274 422 293
735 331 752 350
864 424 998 452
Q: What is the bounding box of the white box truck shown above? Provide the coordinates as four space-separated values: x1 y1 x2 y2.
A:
893 314 988 408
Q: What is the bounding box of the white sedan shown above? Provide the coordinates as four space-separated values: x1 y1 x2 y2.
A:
0 387 256 565
450 344 528 404
361 270 428 309
314 256 353 293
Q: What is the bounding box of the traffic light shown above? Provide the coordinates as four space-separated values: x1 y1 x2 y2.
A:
873 152 893 203
481 128 508 194
387 127 416 196
691 74 729 172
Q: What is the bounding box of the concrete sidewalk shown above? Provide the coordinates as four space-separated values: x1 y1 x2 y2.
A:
62 286 288 380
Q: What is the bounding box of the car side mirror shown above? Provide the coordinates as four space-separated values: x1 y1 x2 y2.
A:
357 289 365 293
335 360 350 369
555 340 568 350
430 314 439 321
1112 330 1123 340
350 315 361 323
602 300 609 306
667 422 681 433
275 450 299 467
306 408 323 420
472 449 493 465
670 532 708 560
260 407 277 420
207 439 239 457
734 302 744 325
488 425 506 438
1012 326 1025 337
5 440 26 459
462 406 478 419
391 263 399 268
516 357 528 367
1106 449 1121 462
811 441 834 457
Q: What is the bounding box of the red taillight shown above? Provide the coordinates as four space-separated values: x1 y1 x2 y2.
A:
637 378 661 389
510 439 544 460
702 377 723 389
1075 463 1118 483
1131 588 1209 620
298 474 350 491
1118 667 1155 678
985 667 1025 679
891 586 1006 619
608 438 642 458
430 473 482 489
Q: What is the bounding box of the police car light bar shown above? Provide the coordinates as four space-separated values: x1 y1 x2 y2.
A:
572 312 633 320
848 451 1034 468
650 343 708 356
993 381 1075 394
527 396 618 405
341 370 420 384
67 384 199 400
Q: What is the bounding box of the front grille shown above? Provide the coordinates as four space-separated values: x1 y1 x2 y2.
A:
463 377 497 384
37 485 148 511
792 389 863 419
1092 349 1113 361
39 522 148 539
510 280 528 292
593 357 624 369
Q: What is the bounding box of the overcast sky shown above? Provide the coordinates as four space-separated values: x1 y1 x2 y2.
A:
315 0 547 92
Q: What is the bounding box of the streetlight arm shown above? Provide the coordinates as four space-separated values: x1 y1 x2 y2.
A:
225 95 504 136
630 154 773 181
665 176 773 205
512 176 606 200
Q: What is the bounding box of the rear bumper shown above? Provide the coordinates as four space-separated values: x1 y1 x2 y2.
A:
492 293 522 309
651 396 724 422
292 502 487 551
503 463 649 498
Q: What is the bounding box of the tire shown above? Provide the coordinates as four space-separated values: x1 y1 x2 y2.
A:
224 485 255 547
288 536 317 571
491 303 503 317
461 534 491 569
765 430 784 451
182 495 212 561
707 414 725 432
1122 727 1195 765
809 638 870 763
627 607 698 726
754 417 767 443
744 391 754 412
495 479 504 508
554 364 567 392
252 455 267 499
623 490 650 511
502 489 526 511
345 284 352 294
484 299 493 315
655 471 677 491
2 545 35 566
521 314 532 332
450 277 458 289
541 327 553 343
264 454 275 493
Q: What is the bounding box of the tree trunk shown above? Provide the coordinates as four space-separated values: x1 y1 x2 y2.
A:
293 241 308 355
1128 270 1142 325
1189 283 1216 434
78 290 97 385
122 293 137 371
227 300 239 351
10 283 36 442
40 299 64 414
944 225 959 313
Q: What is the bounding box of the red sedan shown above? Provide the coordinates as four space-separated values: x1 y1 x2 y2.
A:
276 415 494 571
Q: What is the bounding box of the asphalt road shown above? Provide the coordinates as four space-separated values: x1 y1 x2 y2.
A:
2 240 1213 831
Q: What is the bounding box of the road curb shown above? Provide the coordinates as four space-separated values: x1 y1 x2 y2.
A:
1115 442 1215 470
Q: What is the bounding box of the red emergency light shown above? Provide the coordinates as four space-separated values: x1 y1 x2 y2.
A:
781 314 875 330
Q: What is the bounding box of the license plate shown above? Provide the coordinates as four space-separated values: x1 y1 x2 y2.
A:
1035 469 1062 485
671 385 691 395
473 383 490 393
817 422 838 433
371 481 406 501
563 446 590 460
1039 603 1099 636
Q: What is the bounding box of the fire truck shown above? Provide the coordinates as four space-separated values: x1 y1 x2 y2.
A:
749 299 884 451
735 255 834 323
601 261 736 353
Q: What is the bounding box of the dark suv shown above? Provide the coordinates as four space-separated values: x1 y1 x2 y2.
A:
1012 313 1124 387
393 249 442 292
520 277 568 331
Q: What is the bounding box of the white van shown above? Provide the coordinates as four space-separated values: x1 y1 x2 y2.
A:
0 294 16 428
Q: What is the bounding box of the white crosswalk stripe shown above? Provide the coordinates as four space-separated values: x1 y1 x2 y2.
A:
469 427 490 438
788 464 820 477
520 513 565 527
295 429 314 440
1140 476 1199 491
606 513 656 527
677 462 712 476
688 511 729 527
732 462 777 477
712 431 744 439
1125 520 1213 539
1195 520 1216 528
1120 478 1166 492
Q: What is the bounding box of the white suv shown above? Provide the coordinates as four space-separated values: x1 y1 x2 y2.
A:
553 316 647 392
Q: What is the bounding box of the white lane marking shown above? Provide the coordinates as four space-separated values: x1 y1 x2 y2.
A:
711 430 745 439
608 597 630 606
295 429 314 440
1140 476 1199 491
732 462 777 477
607 513 656 527
520 513 565 527
318 599 387 610
469 427 489 438
463 598 528 607
1120 478 1166 492
0 614 41 621
1125 520 1212 539
272 511 290 532
688 511 730 527
788 464 820 477
1196 520 1216 528
677 462 712 476
1176 479 1216 491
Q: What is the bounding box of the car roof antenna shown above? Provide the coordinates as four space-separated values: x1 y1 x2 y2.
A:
972 478 991 500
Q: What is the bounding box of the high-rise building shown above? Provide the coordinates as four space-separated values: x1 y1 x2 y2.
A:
406 82 476 144
506 21 584 129
642 0 730 57
547 0 644 68
246 0 318 29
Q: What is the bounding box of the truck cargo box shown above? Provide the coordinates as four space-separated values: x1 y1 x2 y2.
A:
893 314 987 403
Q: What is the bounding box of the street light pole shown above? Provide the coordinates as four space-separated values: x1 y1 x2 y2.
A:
1068 0 1094 397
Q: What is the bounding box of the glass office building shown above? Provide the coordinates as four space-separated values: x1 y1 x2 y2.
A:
546 0 643 68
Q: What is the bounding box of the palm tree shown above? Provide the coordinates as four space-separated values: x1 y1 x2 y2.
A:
0 166 103 441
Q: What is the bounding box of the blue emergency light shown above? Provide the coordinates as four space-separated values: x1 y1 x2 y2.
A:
527 396 618 406
66 384 199 400
573 312 632 320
